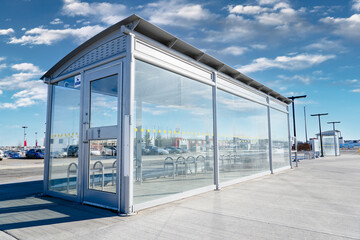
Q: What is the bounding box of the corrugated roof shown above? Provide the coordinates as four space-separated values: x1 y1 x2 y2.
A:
41 14 291 104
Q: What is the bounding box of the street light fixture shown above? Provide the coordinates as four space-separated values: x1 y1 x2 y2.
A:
327 121 340 156
311 113 328 157
288 95 307 167
22 126 28 150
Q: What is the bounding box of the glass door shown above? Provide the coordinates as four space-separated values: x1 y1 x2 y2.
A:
82 63 121 210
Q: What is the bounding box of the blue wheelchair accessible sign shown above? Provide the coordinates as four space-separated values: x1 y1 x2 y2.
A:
74 75 81 88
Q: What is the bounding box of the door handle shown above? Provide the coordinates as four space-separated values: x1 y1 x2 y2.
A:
83 122 89 143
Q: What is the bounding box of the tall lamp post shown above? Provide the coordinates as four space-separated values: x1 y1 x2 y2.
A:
35 132 38 148
311 113 328 157
288 95 307 167
304 106 308 143
327 121 340 156
22 126 28 150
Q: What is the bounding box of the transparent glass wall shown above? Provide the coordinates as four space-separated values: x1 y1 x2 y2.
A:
323 136 336 156
49 77 80 195
133 60 214 204
270 108 290 169
88 139 117 193
217 90 269 182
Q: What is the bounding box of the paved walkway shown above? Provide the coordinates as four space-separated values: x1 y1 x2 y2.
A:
0 152 359 239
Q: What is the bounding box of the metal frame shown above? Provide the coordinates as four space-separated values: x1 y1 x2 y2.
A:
267 97 274 174
81 61 122 210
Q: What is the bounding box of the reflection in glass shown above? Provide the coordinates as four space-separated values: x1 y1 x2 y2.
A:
88 139 117 193
217 90 270 182
49 77 80 195
90 75 118 128
323 136 336 156
133 60 214 204
270 108 290 169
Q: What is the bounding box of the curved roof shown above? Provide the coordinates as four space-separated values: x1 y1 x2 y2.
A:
41 14 291 105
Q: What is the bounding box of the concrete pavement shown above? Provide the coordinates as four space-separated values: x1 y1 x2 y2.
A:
0 152 359 239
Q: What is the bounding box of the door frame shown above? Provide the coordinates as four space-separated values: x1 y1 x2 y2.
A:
80 61 122 210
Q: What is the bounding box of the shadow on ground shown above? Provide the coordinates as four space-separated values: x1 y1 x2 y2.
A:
0 181 116 234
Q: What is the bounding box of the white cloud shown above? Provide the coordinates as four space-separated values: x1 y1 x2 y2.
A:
304 38 345 52
142 0 216 27
0 89 2 95
238 53 335 73
353 0 360 11
62 0 127 25
351 89 360 93
8 25 104 45
221 46 248 56
0 62 47 109
0 28 15 35
11 63 41 73
206 2 310 43
257 0 282 5
278 74 311 84
320 14 360 40
251 44 267 49
228 5 268 15
50 18 63 25
0 63 6 71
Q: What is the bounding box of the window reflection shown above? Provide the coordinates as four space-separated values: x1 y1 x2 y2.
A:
49 77 80 195
217 89 270 182
133 60 214 204
270 108 290 169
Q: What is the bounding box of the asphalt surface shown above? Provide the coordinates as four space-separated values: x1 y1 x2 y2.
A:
0 151 359 239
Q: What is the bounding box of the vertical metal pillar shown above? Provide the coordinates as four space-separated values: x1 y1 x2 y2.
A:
212 72 219 190
267 98 273 174
44 83 53 195
121 29 135 214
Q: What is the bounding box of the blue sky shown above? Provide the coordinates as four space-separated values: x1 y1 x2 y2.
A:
0 0 359 146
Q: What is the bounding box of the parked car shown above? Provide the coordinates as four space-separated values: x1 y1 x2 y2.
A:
6 151 21 159
0 150 4 160
165 146 182 154
26 149 44 159
102 146 117 156
144 146 169 155
67 145 79 157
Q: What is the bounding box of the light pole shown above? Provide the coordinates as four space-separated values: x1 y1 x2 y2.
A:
304 106 308 143
311 113 328 157
35 132 38 148
327 121 340 156
288 95 307 167
22 126 28 150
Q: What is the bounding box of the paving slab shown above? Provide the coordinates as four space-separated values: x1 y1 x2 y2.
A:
0 152 359 240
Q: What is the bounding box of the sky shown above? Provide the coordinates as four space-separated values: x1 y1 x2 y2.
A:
0 0 359 146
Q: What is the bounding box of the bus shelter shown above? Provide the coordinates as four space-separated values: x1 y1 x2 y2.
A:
42 15 292 214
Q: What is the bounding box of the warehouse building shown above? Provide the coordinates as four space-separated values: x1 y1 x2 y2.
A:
41 15 292 214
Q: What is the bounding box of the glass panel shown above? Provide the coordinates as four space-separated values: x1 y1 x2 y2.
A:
323 136 335 156
88 139 117 193
90 75 118 128
217 90 270 182
270 108 290 169
133 60 214 204
49 77 80 195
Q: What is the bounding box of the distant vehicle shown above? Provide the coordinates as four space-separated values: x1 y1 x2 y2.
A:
6 151 21 159
90 149 101 156
144 146 169 155
26 149 44 159
165 146 182 154
0 150 3 160
67 145 79 157
102 146 117 156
